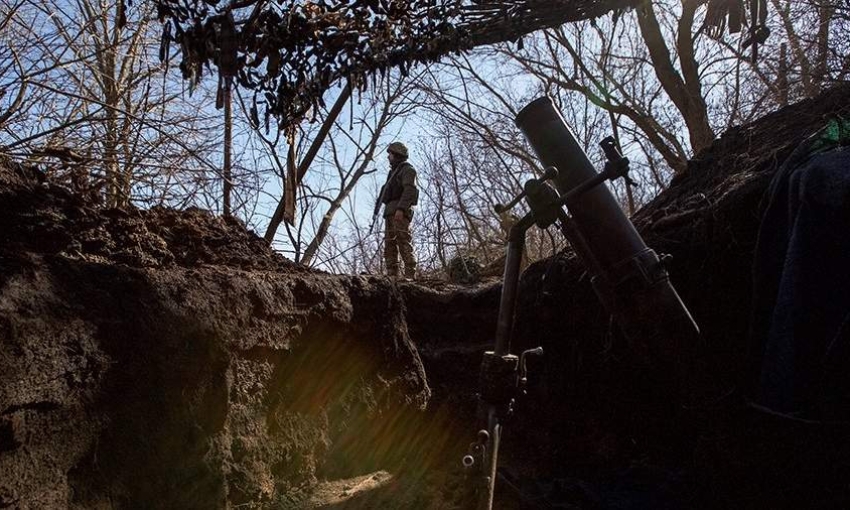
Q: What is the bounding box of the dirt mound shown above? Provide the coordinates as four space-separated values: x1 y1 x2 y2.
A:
635 83 850 237
0 157 437 508
0 157 304 272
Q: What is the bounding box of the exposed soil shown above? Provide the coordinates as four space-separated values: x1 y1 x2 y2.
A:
0 160 306 272
0 158 437 508
2 84 849 509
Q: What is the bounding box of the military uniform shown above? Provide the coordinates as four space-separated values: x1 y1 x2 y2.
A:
381 143 418 278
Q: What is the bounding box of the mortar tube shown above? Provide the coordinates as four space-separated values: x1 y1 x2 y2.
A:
516 97 646 269
515 96 700 383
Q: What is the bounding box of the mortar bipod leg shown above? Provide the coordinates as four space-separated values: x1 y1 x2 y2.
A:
494 215 533 356
473 213 534 510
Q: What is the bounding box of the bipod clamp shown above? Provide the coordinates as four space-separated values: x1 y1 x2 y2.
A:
494 167 561 229
462 347 544 472
480 352 519 417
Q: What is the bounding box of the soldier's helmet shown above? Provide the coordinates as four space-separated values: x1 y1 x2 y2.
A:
387 142 409 158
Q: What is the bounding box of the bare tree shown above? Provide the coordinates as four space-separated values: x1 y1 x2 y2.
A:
3 0 848 278
0 1 29 128
398 0 848 275
244 70 423 269
0 0 225 209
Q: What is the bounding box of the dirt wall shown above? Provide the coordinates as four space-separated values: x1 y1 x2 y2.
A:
0 161 431 508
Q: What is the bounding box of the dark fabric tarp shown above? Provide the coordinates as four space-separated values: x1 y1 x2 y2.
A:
747 119 850 423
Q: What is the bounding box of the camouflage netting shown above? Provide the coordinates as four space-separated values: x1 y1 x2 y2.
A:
154 0 640 127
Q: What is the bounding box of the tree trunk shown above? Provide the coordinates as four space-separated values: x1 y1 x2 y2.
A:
814 0 835 90
103 47 121 207
636 1 715 154
223 80 232 217
772 0 816 97
778 43 789 106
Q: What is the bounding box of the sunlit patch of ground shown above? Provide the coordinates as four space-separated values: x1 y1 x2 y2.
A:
293 468 470 510
302 471 395 508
